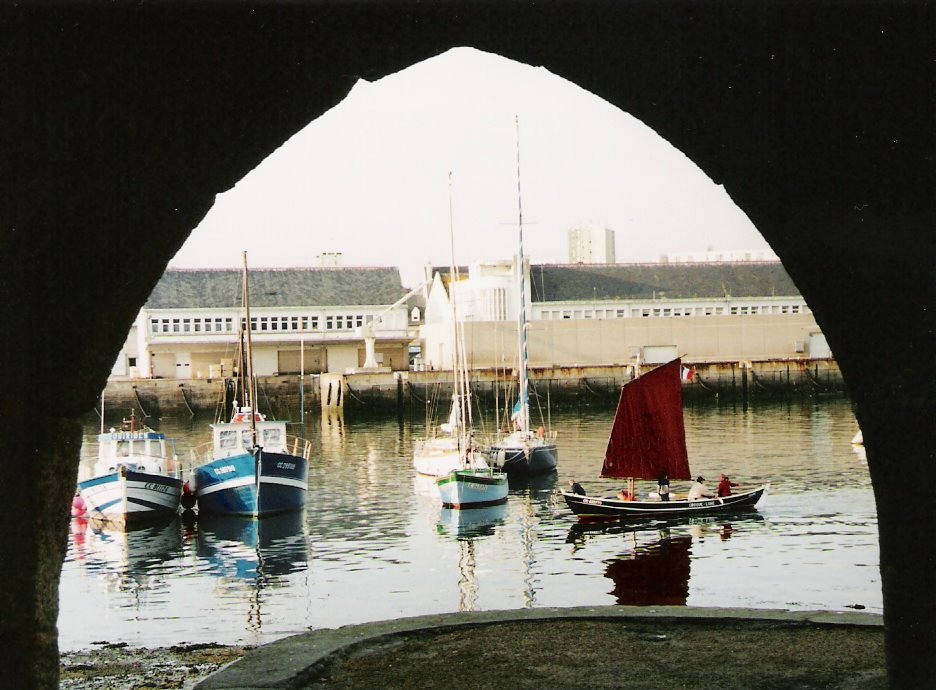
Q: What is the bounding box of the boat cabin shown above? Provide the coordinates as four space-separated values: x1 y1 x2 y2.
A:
210 420 289 459
94 429 171 475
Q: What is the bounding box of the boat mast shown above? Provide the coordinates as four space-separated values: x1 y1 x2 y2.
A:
447 173 470 459
514 116 530 434
242 251 258 448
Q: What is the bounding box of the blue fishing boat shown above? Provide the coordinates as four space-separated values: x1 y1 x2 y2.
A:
190 407 310 517
76 413 183 527
190 252 310 518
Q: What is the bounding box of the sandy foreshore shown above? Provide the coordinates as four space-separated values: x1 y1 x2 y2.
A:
59 643 249 690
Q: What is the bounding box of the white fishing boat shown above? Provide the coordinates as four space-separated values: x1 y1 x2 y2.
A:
561 358 769 519
76 411 183 527
485 117 558 476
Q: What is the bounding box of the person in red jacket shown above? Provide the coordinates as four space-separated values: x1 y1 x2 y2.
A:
716 473 739 497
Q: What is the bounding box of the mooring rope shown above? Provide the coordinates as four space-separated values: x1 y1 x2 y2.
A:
694 374 721 397
748 368 778 392
581 378 616 399
802 364 829 392
406 380 428 404
178 385 195 418
344 383 367 404
132 386 151 418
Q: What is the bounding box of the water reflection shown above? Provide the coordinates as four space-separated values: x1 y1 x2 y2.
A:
192 512 309 632
566 514 765 606
433 504 508 613
507 470 559 494
437 504 508 540
194 511 309 580
68 516 182 597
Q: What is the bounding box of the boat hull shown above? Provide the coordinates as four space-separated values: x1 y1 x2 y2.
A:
561 484 769 519
78 469 182 527
487 441 557 476
193 449 308 517
437 470 509 510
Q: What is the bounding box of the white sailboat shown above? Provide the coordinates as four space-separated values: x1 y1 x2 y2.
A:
413 176 489 478
486 117 558 476
432 174 507 510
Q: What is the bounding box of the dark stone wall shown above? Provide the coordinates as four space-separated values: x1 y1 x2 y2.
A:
1 3 933 687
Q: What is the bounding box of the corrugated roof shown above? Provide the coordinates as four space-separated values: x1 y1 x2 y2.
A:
145 267 406 309
529 262 800 302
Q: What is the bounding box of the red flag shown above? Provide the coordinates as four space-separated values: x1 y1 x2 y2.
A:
680 365 694 382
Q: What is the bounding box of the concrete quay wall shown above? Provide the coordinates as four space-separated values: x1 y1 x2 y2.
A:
99 359 845 422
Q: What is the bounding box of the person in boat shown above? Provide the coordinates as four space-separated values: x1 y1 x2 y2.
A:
568 479 586 495
616 487 634 501
656 470 670 502
687 476 715 501
716 473 739 497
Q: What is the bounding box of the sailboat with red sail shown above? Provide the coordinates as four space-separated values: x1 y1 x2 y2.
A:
561 358 769 519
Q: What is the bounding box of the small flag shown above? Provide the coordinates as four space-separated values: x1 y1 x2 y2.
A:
511 398 527 430
681 365 695 382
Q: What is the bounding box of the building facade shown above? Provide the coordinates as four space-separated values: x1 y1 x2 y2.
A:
110 267 421 379
420 260 829 369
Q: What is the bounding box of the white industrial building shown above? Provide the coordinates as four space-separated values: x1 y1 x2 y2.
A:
420 259 830 370
110 267 421 379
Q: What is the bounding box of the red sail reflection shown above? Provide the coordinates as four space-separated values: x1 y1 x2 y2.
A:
604 531 693 606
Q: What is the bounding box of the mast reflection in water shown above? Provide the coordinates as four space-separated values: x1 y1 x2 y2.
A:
193 512 309 632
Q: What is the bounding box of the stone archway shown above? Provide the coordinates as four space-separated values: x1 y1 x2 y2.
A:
2 4 933 688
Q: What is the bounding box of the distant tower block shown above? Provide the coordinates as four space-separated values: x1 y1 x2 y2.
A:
317 252 342 267
568 226 615 264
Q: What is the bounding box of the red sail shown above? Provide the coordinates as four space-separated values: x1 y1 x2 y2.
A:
601 358 691 480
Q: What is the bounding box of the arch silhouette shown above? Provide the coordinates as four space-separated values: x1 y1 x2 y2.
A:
2 3 932 687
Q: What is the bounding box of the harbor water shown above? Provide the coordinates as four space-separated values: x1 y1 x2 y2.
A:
58 396 878 651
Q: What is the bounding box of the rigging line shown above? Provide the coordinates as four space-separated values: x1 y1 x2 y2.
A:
257 378 279 419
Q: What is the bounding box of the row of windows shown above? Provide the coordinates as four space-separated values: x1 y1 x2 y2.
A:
150 314 374 335
540 303 808 320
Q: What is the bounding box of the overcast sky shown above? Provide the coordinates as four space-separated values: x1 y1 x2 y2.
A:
169 47 772 286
